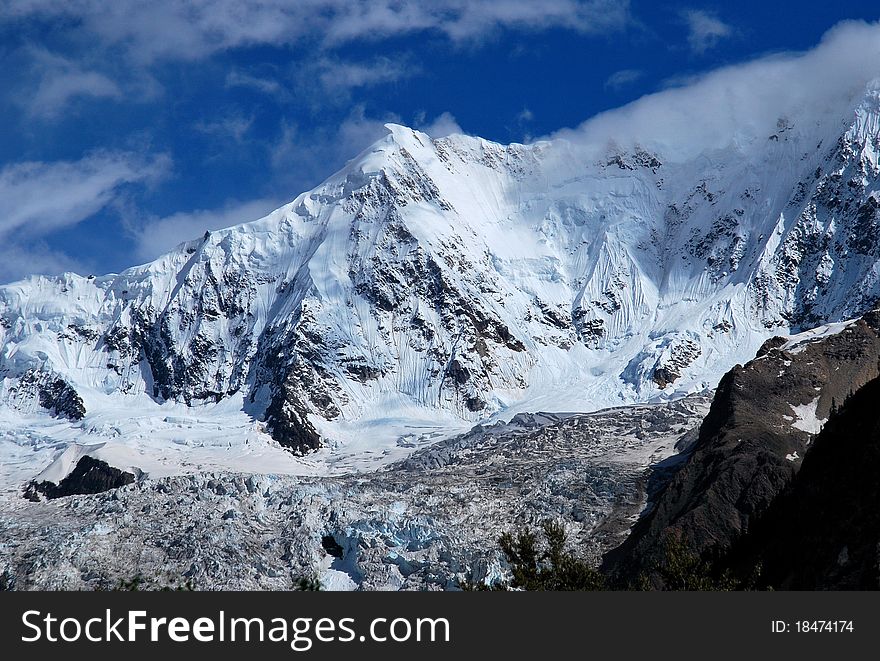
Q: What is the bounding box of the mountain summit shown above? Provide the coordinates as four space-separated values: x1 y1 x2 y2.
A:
3 84 880 475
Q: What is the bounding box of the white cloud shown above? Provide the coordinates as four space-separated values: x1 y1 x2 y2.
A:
550 21 880 163
2 2 631 123
516 108 534 123
605 68 644 90
0 243 86 284
510 108 535 141
2 1 632 63
132 198 280 261
681 9 732 54
0 152 169 240
22 49 122 118
0 151 170 282
336 109 399 152
224 70 284 96
320 0 631 44
313 57 415 94
270 106 400 187
417 111 463 138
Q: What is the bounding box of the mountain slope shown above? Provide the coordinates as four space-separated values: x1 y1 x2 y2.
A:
603 310 880 583
728 371 880 590
4 83 880 478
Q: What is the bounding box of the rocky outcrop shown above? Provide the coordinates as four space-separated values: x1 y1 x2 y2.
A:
33 372 85 421
25 456 135 500
263 376 323 453
651 337 703 389
605 311 880 584
0 368 85 421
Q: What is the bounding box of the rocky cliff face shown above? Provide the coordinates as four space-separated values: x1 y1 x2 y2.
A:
726 374 880 589
604 310 880 584
4 85 880 464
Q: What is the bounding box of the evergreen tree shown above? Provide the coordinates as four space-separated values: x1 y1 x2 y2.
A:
497 520 604 591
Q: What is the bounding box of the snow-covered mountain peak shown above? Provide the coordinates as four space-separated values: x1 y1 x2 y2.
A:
380 122 434 153
5 88 880 482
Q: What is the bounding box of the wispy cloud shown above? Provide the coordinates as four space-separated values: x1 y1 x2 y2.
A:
270 106 398 184
417 111 463 138
312 57 416 94
21 49 122 118
0 243 86 284
3 2 628 124
2 1 632 63
320 0 631 45
681 9 733 54
510 108 535 142
0 151 170 281
605 68 644 90
226 57 414 107
194 114 254 143
224 70 284 96
131 198 280 261
0 152 169 240
247 106 455 219
516 108 534 123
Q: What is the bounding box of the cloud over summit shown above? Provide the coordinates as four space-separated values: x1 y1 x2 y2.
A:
553 20 880 162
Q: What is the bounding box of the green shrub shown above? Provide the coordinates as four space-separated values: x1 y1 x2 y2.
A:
497 520 604 591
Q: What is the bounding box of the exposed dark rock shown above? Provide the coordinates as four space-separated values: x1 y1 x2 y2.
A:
445 359 470 387
26 456 135 500
645 338 702 389
651 368 674 389
850 195 880 256
340 359 382 383
59 324 101 344
605 312 880 585
0 567 15 591
755 335 787 357
462 393 487 412
39 377 85 421
536 300 571 330
605 148 662 173
724 375 880 589
15 370 86 421
264 381 322 454
573 311 605 346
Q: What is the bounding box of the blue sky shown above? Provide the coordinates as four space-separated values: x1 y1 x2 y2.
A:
1 1 879 283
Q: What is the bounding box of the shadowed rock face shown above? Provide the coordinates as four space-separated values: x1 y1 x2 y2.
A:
26 456 135 500
39 377 86 421
605 310 880 583
724 375 880 589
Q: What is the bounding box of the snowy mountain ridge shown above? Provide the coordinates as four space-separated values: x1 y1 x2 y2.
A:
3 81 880 483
